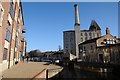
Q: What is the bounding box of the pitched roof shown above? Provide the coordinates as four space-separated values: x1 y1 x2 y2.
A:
79 36 102 45
89 20 101 30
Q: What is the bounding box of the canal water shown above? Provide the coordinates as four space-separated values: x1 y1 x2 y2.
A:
50 66 120 80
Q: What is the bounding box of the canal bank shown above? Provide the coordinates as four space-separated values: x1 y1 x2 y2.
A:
74 61 120 73
50 61 120 80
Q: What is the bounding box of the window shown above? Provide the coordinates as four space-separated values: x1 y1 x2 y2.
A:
91 45 93 50
85 32 87 36
83 46 86 52
9 1 14 19
97 33 99 37
65 38 68 42
65 33 68 37
81 33 83 36
15 36 18 47
89 32 92 37
18 9 20 19
70 33 73 37
85 37 87 41
0 8 2 20
3 48 8 60
66 44 68 48
70 44 73 48
5 21 11 42
17 22 20 32
93 33 95 37
13 51 16 58
70 38 73 42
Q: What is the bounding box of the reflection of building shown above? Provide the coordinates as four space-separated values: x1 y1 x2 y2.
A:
63 4 101 60
79 27 120 64
0 1 26 73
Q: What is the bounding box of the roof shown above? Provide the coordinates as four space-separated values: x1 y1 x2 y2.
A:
97 42 120 48
81 30 93 32
63 30 75 32
89 20 101 31
79 36 102 45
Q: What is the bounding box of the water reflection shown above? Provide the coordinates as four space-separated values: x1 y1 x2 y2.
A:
50 66 120 80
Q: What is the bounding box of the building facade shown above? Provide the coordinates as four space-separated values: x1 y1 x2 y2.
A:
63 4 101 60
79 28 120 64
0 0 26 73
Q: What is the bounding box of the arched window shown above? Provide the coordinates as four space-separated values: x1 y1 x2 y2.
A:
89 32 92 37
85 32 87 36
81 33 83 36
85 37 87 41
97 33 99 37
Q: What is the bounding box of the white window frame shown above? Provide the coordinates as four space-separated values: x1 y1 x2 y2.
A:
0 3 4 27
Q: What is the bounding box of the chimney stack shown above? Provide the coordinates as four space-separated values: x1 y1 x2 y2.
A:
106 27 110 34
74 4 80 59
74 4 80 26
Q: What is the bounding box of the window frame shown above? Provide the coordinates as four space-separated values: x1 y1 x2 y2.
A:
5 21 11 42
66 44 69 48
70 38 73 42
85 32 87 36
3 48 8 60
15 36 18 47
9 1 14 19
89 32 92 37
70 43 73 48
81 33 83 36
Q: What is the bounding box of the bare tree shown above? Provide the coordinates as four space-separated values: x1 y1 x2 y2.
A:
58 45 62 51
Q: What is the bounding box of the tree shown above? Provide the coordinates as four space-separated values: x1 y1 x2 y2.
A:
28 49 41 58
58 45 62 51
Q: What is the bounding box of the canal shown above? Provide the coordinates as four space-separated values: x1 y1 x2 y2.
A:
50 65 120 80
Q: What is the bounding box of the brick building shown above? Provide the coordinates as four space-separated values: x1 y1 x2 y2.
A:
0 0 26 73
63 4 101 60
79 27 120 64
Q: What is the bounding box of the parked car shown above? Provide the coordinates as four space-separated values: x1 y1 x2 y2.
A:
30 57 40 62
41 58 52 63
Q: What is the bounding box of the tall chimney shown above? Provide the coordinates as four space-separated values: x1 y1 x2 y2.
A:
106 27 110 34
74 4 80 26
74 4 80 59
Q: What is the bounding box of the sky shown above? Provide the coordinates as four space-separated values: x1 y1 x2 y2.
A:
21 2 118 52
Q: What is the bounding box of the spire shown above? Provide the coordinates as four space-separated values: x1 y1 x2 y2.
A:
74 4 80 26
